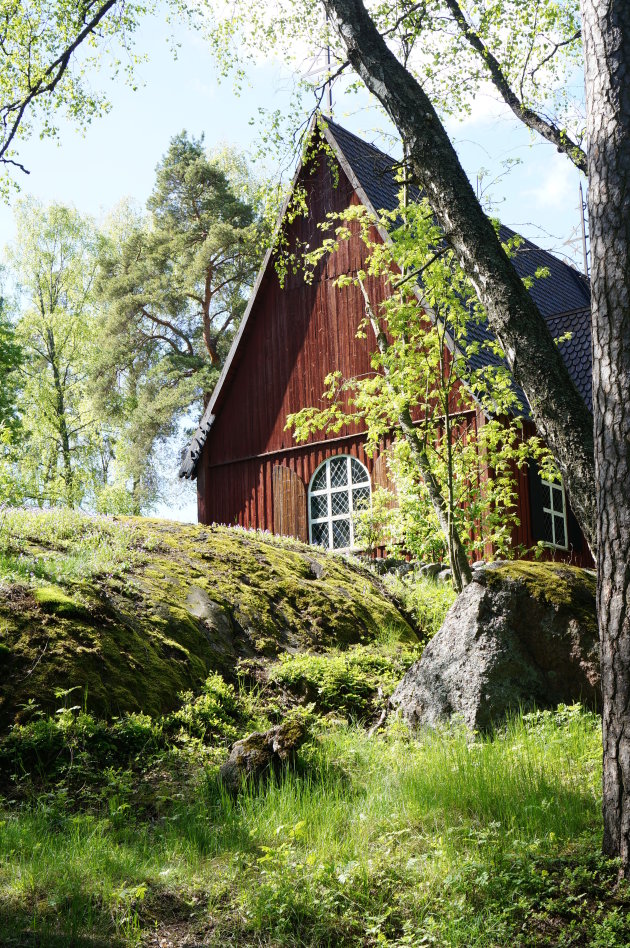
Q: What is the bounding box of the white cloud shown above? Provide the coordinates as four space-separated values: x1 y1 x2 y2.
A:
524 151 576 210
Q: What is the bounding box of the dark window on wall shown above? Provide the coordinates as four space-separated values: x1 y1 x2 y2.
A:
540 477 568 548
308 455 371 550
528 461 583 552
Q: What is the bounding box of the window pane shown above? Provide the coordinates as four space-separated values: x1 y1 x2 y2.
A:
310 494 328 520
353 486 370 510
350 457 369 485
311 466 327 492
331 490 350 516
311 521 329 547
554 515 567 548
541 510 554 544
552 485 564 513
332 519 351 549
329 457 348 488
309 456 371 551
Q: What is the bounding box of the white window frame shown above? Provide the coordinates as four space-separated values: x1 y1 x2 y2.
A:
308 455 371 551
541 477 569 550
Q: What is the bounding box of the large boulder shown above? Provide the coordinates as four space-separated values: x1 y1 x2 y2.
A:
390 561 599 731
0 511 416 728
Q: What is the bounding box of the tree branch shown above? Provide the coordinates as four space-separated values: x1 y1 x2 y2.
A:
139 307 194 356
442 0 586 174
0 0 118 167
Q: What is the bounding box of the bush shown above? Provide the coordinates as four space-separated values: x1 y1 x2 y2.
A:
269 642 419 719
166 673 246 745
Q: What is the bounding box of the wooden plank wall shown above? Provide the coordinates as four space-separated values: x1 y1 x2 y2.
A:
196 139 594 569
200 435 388 532
202 155 385 470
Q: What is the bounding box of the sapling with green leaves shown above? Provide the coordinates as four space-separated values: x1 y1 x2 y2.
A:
287 196 555 590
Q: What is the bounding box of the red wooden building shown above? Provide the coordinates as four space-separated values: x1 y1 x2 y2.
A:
180 118 594 568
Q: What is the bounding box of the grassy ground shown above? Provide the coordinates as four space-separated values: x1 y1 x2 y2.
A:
0 511 618 946
0 707 627 948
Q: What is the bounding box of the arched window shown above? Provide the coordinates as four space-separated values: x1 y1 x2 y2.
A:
308 455 371 550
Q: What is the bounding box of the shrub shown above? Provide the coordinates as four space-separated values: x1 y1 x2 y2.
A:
165 673 245 745
269 643 419 719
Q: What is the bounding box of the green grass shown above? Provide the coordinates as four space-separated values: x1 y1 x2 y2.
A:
1 706 627 947
387 573 457 639
0 507 154 584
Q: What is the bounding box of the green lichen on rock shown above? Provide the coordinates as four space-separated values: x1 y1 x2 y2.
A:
0 511 415 728
485 561 597 634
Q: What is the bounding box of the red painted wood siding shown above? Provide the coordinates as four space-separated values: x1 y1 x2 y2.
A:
200 435 382 534
202 155 384 471
197 143 594 569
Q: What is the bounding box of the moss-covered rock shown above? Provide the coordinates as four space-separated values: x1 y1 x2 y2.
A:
391 560 599 731
0 513 415 728
218 718 308 794
484 561 597 636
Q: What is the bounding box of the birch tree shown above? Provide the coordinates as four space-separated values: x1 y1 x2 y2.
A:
8 200 107 507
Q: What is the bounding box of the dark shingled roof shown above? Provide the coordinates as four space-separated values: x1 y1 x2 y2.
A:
326 120 592 416
180 119 592 478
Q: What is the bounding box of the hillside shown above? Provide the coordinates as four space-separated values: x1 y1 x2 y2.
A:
0 511 628 947
0 509 415 727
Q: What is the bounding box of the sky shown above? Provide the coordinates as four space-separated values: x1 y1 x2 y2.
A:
1 3 589 523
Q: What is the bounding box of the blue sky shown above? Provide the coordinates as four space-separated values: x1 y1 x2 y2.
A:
1 4 588 521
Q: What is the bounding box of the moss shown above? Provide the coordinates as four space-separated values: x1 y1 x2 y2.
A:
486 561 597 634
32 585 90 619
0 513 415 729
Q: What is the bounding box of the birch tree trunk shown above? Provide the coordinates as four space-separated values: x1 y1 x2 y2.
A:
582 0 630 873
323 0 597 553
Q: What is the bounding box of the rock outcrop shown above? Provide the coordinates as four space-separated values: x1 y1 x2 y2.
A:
219 719 307 793
390 561 599 731
0 511 416 728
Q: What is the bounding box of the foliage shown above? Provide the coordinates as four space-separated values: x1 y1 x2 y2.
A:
1 138 265 513
1 707 626 946
0 297 21 430
166 673 246 748
269 638 421 719
0 0 228 193
0 0 160 192
386 570 457 637
3 199 124 509
288 196 556 567
0 515 613 943
0 296 23 505
200 0 585 175
93 134 265 506
0 675 250 799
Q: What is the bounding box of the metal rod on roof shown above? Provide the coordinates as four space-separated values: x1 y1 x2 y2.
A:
579 181 589 279
325 12 333 118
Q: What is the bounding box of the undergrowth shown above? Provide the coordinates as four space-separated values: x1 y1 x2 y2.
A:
0 706 627 947
386 573 456 638
0 507 157 584
270 636 420 718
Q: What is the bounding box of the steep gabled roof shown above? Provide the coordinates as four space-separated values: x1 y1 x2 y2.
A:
180 118 591 479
